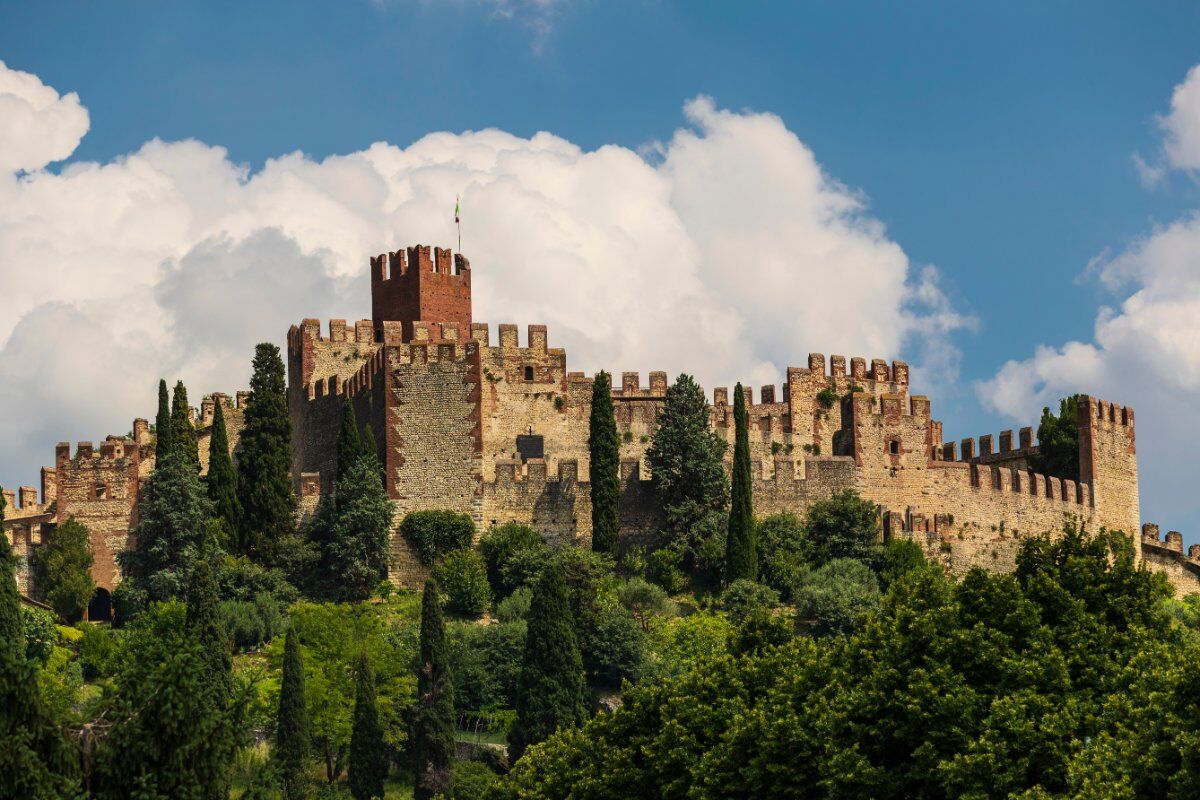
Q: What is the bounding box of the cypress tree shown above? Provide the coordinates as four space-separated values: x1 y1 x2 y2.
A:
361 426 384 488
207 400 242 532
172 380 200 472
310 447 393 601
509 563 586 762
588 370 621 556
155 378 176 463
725 382 756 583
237 343 297 564
186 558 233 800
348 653 387 800
0 491 79 800
276 628 311 800
337 397 361 485
412 581 454 800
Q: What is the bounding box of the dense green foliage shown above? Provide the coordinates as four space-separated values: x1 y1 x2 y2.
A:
347 653 387 800
718 578 780 625
792 557 880 636
800 489 880 567
725 383 756 584
186 559 235 800
95 602 233 800
30 515 94 622
401 509 476 566
509 563 587 762
173 380 200 472
1027 395 1081 480
646 374 728 536
588 370 621 556
276 627 311 800
206 400 242 533
480 523 546 599
0 501 80 800
336 398 362 485
494 524 1193 800
413 582 455 800
306 445 394 601
155 378 176 462
237 342 297 564
756 511 806 598
118 446 215 608
434 548 492 617
447 619 525 712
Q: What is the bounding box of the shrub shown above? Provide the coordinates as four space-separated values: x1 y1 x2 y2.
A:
816 387 839 409
451 759 502 800
447 620 526 712
434 549 492 617
757 512 807 599
618 578 675 630
76 622 119 681
586 604 646 687
647 548 686 595
22 605 59 663
793 558 880 637
495 586 532 623
479 522 549 598
718 579 780 625
802 490 881 567
400 510 476 566
221 592 286 650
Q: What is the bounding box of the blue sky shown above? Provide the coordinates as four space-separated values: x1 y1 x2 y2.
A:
3 1 1200 537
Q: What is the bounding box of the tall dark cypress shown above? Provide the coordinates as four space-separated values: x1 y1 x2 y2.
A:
361 426 384 488
186 558 233 800
237 343 297 563
207 400 242 531
155 378 176 463
337 397 361 485
412 581 454 800
348 653 387 800
508 563 586 762
725 382 756 583
0 489 80 800
173 380 200 471
276 628 311 800
588 370 621 556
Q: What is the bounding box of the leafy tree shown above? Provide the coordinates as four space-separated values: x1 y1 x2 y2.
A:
617 577 674 631
1027 395 1081 480
30 515 94 622
801 489 880 567
586 603 647 688
756 512 806 599
508 563 587 762
173 380 200 472
95 602 232 800
308 448 394 601
118 445 215 607
479 523 549 599
433 548 491 617
413 581 455 800
237 342 297 563
207 400 241 532
646 374 728 536
337 397 362 485
450 759 501 800
400 510 476 566
185 558 234 800
875 537 927 592
155 378 176 462
348 653 388 800
361 425 384 488
276 627 311 800
724 383 756 583
718 579 780 625
447 618 526 712
793 557 881 636
588 370 621 556
0 502 79 800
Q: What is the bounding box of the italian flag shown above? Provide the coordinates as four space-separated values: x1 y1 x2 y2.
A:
455 195 460 224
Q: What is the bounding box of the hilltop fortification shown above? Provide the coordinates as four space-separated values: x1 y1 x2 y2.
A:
5 244 1196 615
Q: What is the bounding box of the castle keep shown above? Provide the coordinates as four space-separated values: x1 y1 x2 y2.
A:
5 244 1198 615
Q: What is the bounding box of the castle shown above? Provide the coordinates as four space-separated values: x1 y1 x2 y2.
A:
5 244 1198 619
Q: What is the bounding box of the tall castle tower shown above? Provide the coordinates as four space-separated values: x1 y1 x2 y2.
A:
370 245 472 342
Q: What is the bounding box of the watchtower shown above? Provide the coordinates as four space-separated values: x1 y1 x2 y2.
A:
370 245 472 342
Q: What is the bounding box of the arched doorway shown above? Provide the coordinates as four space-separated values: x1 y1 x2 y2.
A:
87 588 112 623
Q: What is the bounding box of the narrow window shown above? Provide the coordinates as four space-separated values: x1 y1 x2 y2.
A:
524 366 534 382
889 440 900 455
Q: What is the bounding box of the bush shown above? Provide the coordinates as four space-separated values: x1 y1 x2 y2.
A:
875 538 927 592
222 592 286 650
434 549 492 617
816 387 839 409
586 604 646 687
793 558 880 636
618 578 674 630
447 620 526 712
647 548 686 595
718 579 780 626
802 490 881 567
218 554 299 604
479 523 549 598
22 605 59 663
495 586 532 623
451 759 502 800
76 622 119 680
400 510 476 566
757 512 807 599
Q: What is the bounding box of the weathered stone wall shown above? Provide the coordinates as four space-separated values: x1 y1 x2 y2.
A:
2 484 55 595
1140 524 1200 598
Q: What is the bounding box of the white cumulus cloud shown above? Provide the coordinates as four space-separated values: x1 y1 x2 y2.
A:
0 60 89 174
1162 64 1200 171
0 62 965 495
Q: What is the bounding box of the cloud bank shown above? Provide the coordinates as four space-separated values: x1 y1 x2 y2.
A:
977 63 1200 531
0 60 963 492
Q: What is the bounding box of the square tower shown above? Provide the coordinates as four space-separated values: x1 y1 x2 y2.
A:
370 245 472 342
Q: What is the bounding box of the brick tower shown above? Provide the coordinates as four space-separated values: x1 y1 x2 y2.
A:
370 245 472 342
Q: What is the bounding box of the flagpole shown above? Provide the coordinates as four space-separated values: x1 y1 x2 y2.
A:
456 194 462 253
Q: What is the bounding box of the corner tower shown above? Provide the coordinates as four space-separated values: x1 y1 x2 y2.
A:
371 245 472 342
1077 395 1140 541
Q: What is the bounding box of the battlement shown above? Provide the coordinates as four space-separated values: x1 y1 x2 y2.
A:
959 462 1092 507
55 436 139 467
370 245 470 281
288 318 378 349
198 392 250 427
941 426 1036 462
796 352 910 387
370 244 473 341
1141 523 1200 591
1 481 49 517
1079 395 1135 430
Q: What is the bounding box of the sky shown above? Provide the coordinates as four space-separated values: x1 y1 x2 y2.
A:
2 1 1200 540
